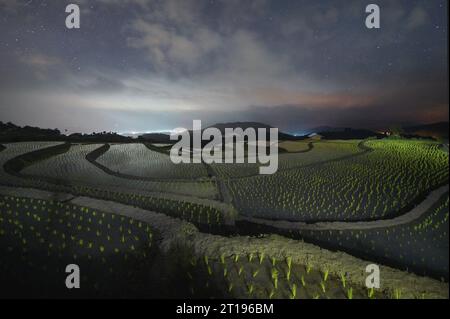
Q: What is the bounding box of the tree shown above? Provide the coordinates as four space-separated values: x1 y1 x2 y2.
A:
389 125 404 137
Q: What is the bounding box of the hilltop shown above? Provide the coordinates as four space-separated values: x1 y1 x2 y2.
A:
402 122 449 141
0 121 134 143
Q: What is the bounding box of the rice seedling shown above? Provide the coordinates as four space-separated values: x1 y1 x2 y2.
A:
368 288 375 299
258 252 265 264
228 283 234 293
247 284 255 296
347 287 353 300
286 267 291 281
320 281 326 293
271 256 277 267
269 289 275 299
392 288 402 299
271 268 279 289
322 269 329 282
306 264 312 274
339 273 347 288
300 275 306 287
290 283 297 299
286 256 292 270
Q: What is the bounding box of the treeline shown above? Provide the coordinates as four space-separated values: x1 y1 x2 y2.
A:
318 128 385 140
0 121 135 143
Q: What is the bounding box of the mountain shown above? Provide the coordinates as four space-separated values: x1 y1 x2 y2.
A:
140 122 306 148
206 122 305 141
139 133 173 143
297 126 345 136
318 128 385 140
402 122 449 141
206 122 272 133
0 121 61 142
67 132 134 143
0 121 134 143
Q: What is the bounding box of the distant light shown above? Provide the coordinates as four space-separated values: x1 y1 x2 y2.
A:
170 128 189 135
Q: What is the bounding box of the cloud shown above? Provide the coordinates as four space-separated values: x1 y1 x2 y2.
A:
128 20 222 73
15 53 63 81
0 0 447 134
0 0 26 11
406 6 428 30
124 0 298 97
123 0 227 75
19 53 61 68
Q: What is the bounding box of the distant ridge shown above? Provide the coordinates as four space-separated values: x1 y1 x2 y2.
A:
0 121 133 143
402 122 449 140
206 122 273 132
2 121 447 143
206 122 305 141
139 132 173 143
0 121 61 141
317 128 385 140
298 126 345 136
139 122 306 143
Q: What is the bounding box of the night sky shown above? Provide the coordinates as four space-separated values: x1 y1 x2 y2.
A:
0 0 448 134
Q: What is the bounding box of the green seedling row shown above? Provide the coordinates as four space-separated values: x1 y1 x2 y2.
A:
227 139 448 221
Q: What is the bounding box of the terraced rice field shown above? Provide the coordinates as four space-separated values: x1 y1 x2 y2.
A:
0 142 64 185
0 138 448 298
226 140 449 221
0 143 230 226
21 144 217 199
210 140 363 179
97 143 208 180
185 252 375 299
1 193 422 299
0 195 155 297
279 140 312 152
297 192 449 280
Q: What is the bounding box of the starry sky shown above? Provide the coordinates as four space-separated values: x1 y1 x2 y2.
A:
0 0 448 134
